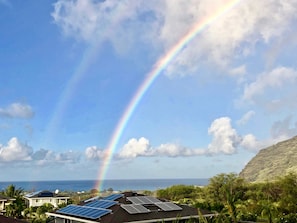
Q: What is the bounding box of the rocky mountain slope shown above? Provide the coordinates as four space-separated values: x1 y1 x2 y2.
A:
239 136 297 182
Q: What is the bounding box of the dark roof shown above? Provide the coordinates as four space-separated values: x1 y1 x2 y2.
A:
25 190 54 198
0 215 27 223
49 191 213 223
25 190 69 198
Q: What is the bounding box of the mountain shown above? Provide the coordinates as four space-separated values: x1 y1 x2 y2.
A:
239 136 297 182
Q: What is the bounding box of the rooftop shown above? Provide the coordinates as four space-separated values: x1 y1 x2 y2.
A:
24 190 69 198
47 191 213 223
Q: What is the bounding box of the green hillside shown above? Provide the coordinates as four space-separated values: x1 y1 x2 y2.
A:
240 136 297 182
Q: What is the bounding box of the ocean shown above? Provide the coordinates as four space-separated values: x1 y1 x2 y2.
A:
0 178 209 192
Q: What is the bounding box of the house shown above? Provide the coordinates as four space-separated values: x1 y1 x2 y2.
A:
47 191 214 223
24 190 69 208
0 195 15 214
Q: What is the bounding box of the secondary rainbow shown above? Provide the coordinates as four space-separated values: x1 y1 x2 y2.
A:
96 0 242 191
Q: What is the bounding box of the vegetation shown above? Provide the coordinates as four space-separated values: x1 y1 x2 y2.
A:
1 184 25 219
1 171 297 222
157 172 297 222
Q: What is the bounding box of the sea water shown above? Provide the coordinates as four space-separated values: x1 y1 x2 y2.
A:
0 178 209 192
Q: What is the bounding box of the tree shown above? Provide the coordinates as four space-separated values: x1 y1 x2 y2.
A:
206 173 246 223
2 184 24 198
260 200 278 223
1 184 25 218
277 172 297 214
157 185 198 202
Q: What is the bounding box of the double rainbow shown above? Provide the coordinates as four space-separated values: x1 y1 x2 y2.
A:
95 0 242 191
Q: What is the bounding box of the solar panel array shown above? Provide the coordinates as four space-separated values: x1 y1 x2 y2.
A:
121 204 151 214
85 199 117 209
155 202 182 211
57 205 111 220
104 193 124 201
127 196 161 205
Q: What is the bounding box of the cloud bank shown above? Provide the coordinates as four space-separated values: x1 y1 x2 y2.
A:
0 137 80 165
0 103 34 119
85 116 270 161
52 0 297 76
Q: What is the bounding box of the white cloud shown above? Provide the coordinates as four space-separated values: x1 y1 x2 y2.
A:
84 117 267 161
51 0 156 55
271 116 297 139
155 143 205 157
0 102 34 119
0 137 33 162
117 137 152 159
0 138 81 165
207 117 241 154
242 67 297 103
240 134 260 152
237 110 255 126
85 146 107 160
52 0 297 76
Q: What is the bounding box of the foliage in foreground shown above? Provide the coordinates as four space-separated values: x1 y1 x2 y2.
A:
157 172 297 223
1 172 297 222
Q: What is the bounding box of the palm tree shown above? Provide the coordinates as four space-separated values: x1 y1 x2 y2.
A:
2 184 24 198
206 173 246 223
260 200 278 223
1 184 25 218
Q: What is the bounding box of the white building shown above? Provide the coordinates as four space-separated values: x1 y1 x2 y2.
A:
24 190 69 208
0 195 15 214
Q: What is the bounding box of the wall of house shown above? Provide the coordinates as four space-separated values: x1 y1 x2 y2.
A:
28 198 68 207
0 200 5 212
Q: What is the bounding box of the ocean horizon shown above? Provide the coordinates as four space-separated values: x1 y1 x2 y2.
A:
0 178 209 192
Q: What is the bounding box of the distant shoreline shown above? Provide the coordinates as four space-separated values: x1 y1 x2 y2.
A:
0 178 209 192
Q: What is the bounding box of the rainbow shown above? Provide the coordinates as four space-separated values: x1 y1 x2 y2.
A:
44 2 127 148
44 45 99 147
95 0 242 191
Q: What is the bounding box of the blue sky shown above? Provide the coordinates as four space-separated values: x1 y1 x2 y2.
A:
1 0 297 181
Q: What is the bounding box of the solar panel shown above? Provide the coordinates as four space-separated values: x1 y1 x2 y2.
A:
127 196 161 204
104 193 124 201
57 205 111 220
25 191 41 198
121 204 151 214
84 196 99 203
85 200 117 209
155 202 182 211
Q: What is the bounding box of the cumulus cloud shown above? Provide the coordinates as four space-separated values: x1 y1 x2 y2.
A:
84 116 264 161
155 143 205 157
0 138 80 165
207 117 241 154
52 0 297 76
85 146 107 160
0 103 34 119
0 137 33 162
117 137 152 159
240 134 261 152
115 138 206 159
32 149 80 165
